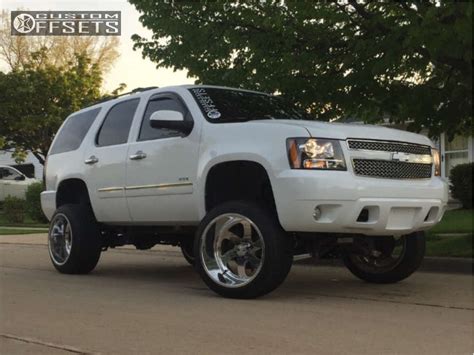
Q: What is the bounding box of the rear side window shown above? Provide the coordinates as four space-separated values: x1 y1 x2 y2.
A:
97 99 139 147
49 108 100 155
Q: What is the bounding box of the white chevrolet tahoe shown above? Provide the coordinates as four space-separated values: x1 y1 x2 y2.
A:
41 85 448 299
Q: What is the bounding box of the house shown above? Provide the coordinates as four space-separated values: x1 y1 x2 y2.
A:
438 133 473 179
0 150 44 179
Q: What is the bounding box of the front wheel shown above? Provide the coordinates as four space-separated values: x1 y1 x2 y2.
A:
194 201 293 299
343 232 425 284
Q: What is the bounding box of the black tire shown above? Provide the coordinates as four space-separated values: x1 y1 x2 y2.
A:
194 201 293 299
48 204 102 274
343 232 425 284
180 236 195 265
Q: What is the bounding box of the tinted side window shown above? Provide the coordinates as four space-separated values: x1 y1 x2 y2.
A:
139 97 188 141
49 108 100 155
97 99 139 147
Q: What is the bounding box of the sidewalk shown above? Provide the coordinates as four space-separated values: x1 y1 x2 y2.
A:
0 233 178 252
0 233 47 245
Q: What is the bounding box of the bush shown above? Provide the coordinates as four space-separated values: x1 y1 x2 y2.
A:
450 163 473 209
4 196 26 223
25 182 48 222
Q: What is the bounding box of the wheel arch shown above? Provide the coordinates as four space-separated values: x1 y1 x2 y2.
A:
56 178 96 218
203 159 278 216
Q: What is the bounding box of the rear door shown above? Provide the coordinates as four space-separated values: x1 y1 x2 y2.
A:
83 98 140 222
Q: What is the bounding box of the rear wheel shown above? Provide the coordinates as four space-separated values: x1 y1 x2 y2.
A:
180 236 195 265
194 201 293 299
48 204 102 274
343 232 425 283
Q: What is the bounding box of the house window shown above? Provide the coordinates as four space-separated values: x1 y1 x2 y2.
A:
443 135 470 178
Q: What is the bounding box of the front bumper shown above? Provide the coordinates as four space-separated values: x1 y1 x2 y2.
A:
273 171 448 236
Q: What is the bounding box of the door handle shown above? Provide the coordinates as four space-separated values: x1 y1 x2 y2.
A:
129 151 147 160
84 155 99 165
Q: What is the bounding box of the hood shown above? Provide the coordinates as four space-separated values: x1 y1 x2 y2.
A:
254 120 434 147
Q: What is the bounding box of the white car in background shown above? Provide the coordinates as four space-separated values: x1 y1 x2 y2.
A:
0 165 37 201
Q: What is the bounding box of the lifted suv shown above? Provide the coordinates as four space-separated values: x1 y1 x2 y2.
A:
42 85 448 299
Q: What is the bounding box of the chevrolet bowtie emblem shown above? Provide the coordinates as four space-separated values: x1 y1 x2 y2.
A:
391 152 412 162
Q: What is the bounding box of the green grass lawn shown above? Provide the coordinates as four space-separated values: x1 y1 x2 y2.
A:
425 234 473 258
426 209 473 258
0 228 47 235
429 209 473 234
0 212 48 228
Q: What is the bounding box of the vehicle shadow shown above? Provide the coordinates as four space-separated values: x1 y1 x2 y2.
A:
79 248 471 309
88 254 419 302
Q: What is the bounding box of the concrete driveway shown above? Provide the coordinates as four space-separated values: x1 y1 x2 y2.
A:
0 235 472 354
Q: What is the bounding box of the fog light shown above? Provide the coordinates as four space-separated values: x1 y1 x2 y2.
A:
313 206 322 221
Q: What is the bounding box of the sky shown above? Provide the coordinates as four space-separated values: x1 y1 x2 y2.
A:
0 0 195 92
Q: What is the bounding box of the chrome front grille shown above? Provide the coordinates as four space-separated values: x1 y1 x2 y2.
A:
347 140 431 155
352 159 432 179
348 139 433 179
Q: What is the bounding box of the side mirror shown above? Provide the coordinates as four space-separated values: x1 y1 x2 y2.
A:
149 110 193 135
14 175 26 181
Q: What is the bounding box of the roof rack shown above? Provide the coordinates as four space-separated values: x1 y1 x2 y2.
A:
87 86 159 107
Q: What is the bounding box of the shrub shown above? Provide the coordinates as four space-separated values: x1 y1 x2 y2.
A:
4 196 26 223
25 182 48 223
450 163 473 209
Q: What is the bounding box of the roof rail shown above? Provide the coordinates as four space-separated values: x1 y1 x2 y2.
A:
86 86 159 107
130 86 159 93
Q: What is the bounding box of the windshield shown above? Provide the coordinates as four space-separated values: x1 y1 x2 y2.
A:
189 87 309 123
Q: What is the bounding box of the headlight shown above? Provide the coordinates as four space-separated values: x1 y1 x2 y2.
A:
432 148 441 176
287 138 346 170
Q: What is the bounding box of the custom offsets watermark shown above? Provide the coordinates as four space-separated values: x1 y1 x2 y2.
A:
11 11 121 36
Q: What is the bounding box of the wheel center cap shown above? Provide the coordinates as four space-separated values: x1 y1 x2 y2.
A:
235 242 252 256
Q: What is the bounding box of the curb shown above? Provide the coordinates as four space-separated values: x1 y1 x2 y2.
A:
419 257 473 275
295 256 473 275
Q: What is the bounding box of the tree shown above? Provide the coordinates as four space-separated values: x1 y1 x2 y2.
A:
0 50 103 165
0 10 120 73
130 1 472 138
0 11 122 165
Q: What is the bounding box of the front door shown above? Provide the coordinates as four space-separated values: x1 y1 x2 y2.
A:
83 98 140 223
125 93 200 223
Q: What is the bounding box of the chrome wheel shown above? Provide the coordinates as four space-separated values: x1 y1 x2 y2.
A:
200 213 265 288
349 236 407 274
48 213 73 266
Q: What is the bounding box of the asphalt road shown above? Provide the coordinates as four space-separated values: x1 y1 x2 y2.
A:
0 240 473 355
